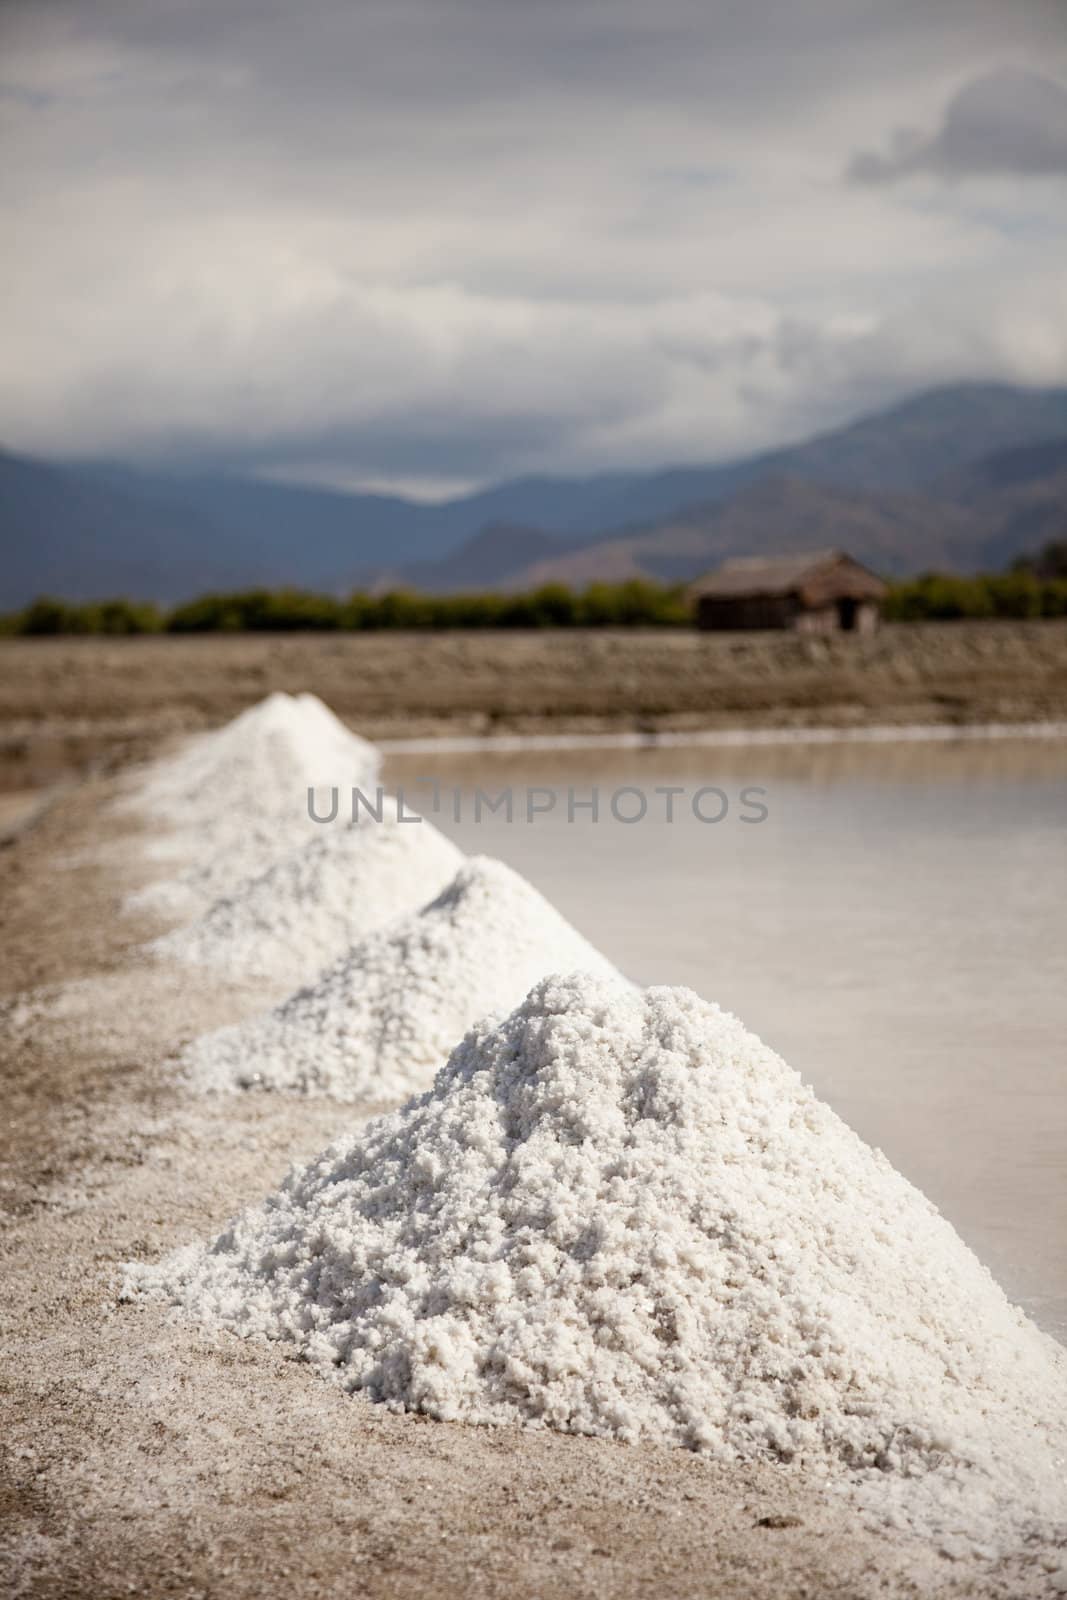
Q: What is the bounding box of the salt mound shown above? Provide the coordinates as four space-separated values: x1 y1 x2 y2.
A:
181 858 624 1101
149 814 464 986
124 691 379 826
124 815 325 921
120 692 381 905
130 974 1067 1550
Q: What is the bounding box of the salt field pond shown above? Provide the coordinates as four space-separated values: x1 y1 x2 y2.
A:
386 735 1067 1342
6 697 1066 1598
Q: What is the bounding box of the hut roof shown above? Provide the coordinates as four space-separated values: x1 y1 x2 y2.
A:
690 549 887 603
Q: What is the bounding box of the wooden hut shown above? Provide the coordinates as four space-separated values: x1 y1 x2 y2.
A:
690 549 888 633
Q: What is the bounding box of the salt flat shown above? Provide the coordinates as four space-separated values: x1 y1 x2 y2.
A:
1 753 1064 1599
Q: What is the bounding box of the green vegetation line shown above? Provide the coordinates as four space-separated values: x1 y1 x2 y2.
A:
3 543 1066 635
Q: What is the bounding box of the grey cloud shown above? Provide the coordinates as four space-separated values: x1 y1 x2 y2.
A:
849 67 1067 183
3 2 1067 487
145 410 578 485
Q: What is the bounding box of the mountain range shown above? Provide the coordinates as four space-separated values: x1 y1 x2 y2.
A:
2 383 1066 607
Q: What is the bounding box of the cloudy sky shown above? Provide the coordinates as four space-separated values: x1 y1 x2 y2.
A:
2 0 1066 498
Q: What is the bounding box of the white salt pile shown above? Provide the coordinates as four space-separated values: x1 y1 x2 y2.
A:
123 691 379 828
129 973 1067 1552
119 692 381 909
149 813 464 986
124 815 327 922
181 858 624 1102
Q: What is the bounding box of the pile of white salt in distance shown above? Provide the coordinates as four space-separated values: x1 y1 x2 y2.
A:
128 973 1067 1557
181 857 626 1101
119 691 381 915
148 807 464 987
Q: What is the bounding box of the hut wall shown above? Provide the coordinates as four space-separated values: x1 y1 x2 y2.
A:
793 607 839 635
696 595 797 631
696 593 883 633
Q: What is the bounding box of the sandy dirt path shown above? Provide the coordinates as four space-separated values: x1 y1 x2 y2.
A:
3 621 1067 794
0 766 1063 1599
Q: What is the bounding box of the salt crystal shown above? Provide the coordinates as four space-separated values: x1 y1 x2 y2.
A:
129 972 1067 1552
149 812 465 986
118 692 381 908
180 857 625 1101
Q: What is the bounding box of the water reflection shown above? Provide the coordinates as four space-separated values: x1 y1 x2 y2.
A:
387 736 1067 1339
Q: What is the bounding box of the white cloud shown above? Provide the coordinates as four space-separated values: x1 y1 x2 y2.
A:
1 1 1066 490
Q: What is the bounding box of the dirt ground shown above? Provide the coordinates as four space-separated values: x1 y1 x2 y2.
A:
2 620 1067 793
0 753 1064 1599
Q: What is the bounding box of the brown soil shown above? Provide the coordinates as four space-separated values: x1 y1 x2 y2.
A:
2 621 1066 792
0 763 1063 1598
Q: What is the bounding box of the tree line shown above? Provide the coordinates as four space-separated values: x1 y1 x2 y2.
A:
4 543 1066 635
0 581 693 635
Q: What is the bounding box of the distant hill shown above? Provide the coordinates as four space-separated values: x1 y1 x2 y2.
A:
550 382 1067 531
951 435 1067 492
0 453 449 605
0 456 641 606
490 477 975 589
385 523 568 594
936 437 1067 569
483 442 1067 591
3 382 1067 606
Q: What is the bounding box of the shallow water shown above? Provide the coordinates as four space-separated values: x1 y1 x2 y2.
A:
387 737 1067 1339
